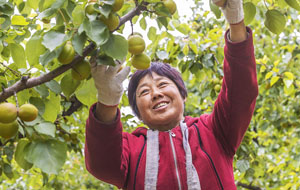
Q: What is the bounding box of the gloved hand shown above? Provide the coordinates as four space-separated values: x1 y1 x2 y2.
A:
90 57 130 106
212 0 244 24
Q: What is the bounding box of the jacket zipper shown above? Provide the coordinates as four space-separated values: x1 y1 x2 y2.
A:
169 131 182 190
193 124 224 190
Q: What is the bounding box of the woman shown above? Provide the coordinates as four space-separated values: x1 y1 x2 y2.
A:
85 0 258 189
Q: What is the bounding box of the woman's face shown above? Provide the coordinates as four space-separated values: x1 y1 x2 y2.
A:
135 72 186 131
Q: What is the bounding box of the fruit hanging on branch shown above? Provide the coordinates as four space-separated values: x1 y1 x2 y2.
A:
18 104 38 122
131 53 151 70
71 60 91 80
100 13 120 31
163 0 177 15
85 2 97 15
112 0 124 12
0 103 18 124
58 41 75 65
128 33 146 55
0 120 19 139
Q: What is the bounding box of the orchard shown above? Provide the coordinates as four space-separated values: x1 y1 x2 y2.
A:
0 0 300 189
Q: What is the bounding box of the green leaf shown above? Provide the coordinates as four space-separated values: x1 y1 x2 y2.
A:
189 42 198 54
11 15 29 25
38 0 66 19
183 44 189 56
75 79 97 107
39 48 61 66
139 16 147 30
175 23 190 35
157 17 168 29
27 0 39 9
29 97 46 115
72 4 85 27
83 19 110 46
3 163 13 179
147 26 157 41
43 92 60 122
243 2 256 25
14 138 33 170
285 0 300 11
101 34 128 60
270 76 280 86
60 72 80 99
209 0 221 19
236 159 250 172
34 122 56 137
264 9 286 35
42 30 67 51
72 33 86 56
45 80 62 95
26 32 46 66
24 140 67 174
95 4 112 18
0 15 11 30
156 50 169 60
284 71 294 79
34 84 49 98
96 54 115 66
9 43 26 68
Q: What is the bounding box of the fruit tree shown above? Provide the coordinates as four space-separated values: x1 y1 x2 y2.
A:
0 0 300 189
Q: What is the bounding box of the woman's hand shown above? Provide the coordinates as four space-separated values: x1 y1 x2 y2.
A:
213 0 247 42
213 0 244 25
90 57 130 106
90 56 130 122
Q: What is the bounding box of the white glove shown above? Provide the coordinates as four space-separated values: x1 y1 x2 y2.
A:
215 0 244 24
90 57 130 106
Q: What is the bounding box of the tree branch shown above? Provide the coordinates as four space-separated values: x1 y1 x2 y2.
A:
237 182 261 190
0 3 147 103
62 96 83 116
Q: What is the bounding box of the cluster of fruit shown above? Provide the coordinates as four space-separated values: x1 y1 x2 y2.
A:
128 33 150 70
212 77 222 93
58 41 91 81
0 103 38 139
85 0 123 31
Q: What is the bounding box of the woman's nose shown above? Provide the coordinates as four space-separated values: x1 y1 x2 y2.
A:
151 88 163 101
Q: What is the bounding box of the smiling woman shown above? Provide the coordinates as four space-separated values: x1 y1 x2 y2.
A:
128 62 187 131
85 0 258 189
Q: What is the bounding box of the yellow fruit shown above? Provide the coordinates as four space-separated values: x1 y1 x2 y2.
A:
163 0 177 15
0 103 17 124
71 60 91 80
0 120 19 139
100 13 120 31
212 78 220 84
131 53 151 70
128 34 146 55
58 42 75 65
214 84 221 92
85 3 96 15
112 0 124 12
18 104 38 122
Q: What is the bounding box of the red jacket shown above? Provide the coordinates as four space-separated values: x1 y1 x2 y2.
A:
85 28 258 190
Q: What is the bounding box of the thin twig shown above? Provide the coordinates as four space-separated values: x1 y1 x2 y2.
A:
0 62 20 77
237 182 261 190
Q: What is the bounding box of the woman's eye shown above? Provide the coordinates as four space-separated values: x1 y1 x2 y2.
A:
159 82 167 87
140 89 149 95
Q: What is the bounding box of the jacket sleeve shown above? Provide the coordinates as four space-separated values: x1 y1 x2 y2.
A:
206 27 258 156
84 103 130 188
